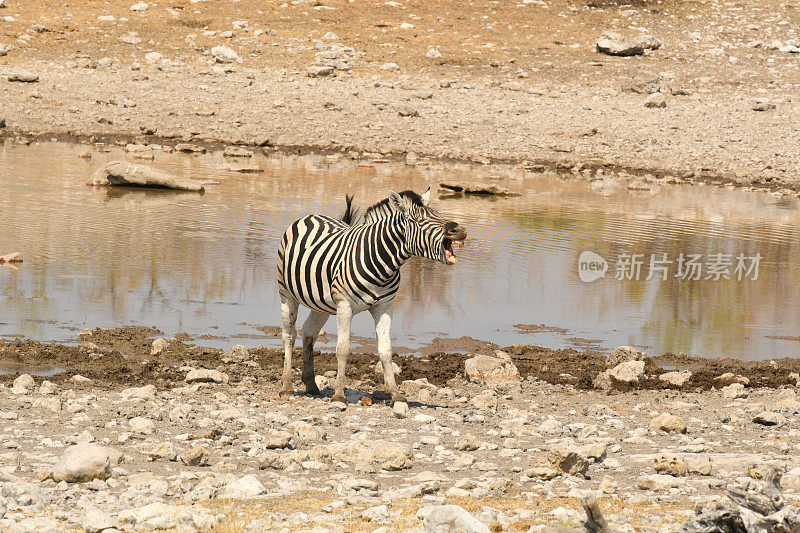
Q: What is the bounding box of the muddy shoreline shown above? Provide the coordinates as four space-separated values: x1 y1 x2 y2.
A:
3 327 799 392
3 129 789 196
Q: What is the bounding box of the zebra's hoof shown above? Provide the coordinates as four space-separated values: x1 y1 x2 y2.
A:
304 385 321 396
278 387 294 397
331 394 347 404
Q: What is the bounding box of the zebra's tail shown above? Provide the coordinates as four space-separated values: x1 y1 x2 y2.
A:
341 194 360 225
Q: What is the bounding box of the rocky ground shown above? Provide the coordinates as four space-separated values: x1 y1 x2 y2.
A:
0 0 799 191
3 0 800 530
3 329 800 531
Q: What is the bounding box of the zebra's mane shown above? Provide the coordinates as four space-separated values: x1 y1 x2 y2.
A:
363 190 424 219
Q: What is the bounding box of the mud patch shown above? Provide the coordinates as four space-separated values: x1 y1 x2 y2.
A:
2 329 800 392
419 336 499 355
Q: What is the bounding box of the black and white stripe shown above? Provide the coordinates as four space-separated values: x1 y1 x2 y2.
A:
275 188 467 404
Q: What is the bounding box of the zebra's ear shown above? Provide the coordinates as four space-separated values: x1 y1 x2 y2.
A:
388 190 407 213
421 186 431 207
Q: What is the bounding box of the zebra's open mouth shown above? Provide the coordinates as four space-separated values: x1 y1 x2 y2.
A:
443 238 464 265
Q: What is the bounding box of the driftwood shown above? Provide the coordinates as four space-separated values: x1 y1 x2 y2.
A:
439 181 519 197
0 252 22 263
543 495 621 533
682 468 800 533
541 471 800 533
88 161 205 191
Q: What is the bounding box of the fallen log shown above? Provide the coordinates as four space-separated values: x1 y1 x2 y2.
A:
0 252 22 263
439 181 519 197
88 161 205 191
681 467 800 533
542 496 621 533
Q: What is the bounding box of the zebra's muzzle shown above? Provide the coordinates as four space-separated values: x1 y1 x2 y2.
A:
442 224 467 265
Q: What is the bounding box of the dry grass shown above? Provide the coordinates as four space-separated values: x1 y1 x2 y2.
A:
184 491 696 532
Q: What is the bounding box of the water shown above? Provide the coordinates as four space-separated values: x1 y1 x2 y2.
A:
2 141 800 360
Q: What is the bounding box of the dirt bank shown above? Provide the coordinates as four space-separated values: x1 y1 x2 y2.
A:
0 0 799 192
3 327 799 393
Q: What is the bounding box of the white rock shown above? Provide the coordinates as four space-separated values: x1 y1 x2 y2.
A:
144 52 163 63
781 467 800 490
607 345 645 366
425 48 442 59
659 371 692 386
722 383 748 400
753 411 785 426
211 45 239 64
225 344 250 361
120 384 156 400
38 380 58 395
5 517 61 532
464 354 519 384
129 416 155 435
362 504 391 522
423 505 490 533
264 430 293 449
185 368 228 384
219 474 266 499
644 93 667 108
51 443 118 483
596 31 644 56
638 474 686 490
610 360 646 382
752 98 776 111
82 506 116 533
393 401 410 419
649 413 687 433
119 502 218 531
150 338 168 355
11 374 35 394
130 2 148 11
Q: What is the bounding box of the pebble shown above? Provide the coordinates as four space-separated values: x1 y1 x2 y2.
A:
307 65 334 77
7 70 38 83
425 48 442 59
211 45 239 64
649 413 687 433
752 98 776 111
644 93 667 108
150 338 168 355
185 368 228 384
753 411 785 426
393 401 410 418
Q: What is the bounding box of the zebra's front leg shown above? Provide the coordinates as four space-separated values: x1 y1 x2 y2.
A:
369 301 406 406
332 300 353 404
301 310 329 396
278 296 299 397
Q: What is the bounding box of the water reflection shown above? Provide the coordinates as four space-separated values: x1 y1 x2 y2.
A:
1 141 799 360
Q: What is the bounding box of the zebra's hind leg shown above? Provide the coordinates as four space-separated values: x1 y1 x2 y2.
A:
301 310 329 396
278 295 299 397
369 301 406 406
332 300 353 404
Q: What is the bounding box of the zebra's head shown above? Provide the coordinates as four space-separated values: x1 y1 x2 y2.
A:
387 187 467 265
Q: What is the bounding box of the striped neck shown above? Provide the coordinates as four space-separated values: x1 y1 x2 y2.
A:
373 213 411 278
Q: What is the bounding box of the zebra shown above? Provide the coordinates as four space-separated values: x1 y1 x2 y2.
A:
276 187 467 405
